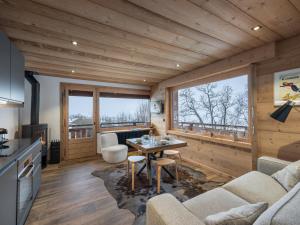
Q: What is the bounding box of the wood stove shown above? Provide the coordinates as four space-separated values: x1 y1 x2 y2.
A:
22 71 48 168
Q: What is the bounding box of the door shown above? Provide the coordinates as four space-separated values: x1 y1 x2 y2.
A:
62 86 97 160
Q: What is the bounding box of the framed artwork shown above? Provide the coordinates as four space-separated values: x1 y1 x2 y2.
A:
150 100 162 114
274 68 300 106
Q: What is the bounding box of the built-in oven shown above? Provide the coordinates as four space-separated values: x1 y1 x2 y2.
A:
17 153 34 225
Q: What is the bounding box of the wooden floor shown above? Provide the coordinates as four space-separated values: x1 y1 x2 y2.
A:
25 159 135 225
25 158 232 225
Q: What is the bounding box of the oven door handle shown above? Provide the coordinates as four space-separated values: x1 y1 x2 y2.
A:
18 165 34 179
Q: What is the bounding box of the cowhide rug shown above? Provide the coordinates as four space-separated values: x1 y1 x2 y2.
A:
92 163 229 225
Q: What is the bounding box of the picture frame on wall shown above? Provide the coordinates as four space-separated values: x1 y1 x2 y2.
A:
150 100 162 114
274 68 300 106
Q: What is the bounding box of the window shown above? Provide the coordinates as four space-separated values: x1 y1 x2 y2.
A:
172 75 249 141
99 94 150 129
68 91 94 139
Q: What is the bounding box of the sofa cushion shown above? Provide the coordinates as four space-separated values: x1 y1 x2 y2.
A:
204 202 268 225
223 171 287 206
254 182 300 225
271 160 300 191
183 187 249 221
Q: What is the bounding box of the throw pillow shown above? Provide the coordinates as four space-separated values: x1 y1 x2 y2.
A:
204 202 268 225
271 160 300 191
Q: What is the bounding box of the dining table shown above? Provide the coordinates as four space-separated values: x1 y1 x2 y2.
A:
126 137 187 186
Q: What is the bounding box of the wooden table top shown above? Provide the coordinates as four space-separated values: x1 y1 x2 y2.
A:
126 137 187 153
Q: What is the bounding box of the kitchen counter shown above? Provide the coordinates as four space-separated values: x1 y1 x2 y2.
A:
0 138 40 173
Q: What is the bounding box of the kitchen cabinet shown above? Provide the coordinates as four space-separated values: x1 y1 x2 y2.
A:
0 162 17 225
0 33 11 100
10 43 25 103
0 32 25 104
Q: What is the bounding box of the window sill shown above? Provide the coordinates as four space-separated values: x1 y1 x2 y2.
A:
99 127 152 134
167 130 252 151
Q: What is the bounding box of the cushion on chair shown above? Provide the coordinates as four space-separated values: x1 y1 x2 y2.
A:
223 171 287 206
183 187 249 221
204 202 268 225
100 133 119 148
102 144 128 163
102 144 128 152
254 182 300 225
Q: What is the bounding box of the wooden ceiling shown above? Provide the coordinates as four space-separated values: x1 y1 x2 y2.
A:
1 0 300 86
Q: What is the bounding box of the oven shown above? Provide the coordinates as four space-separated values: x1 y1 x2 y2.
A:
17 153 34 225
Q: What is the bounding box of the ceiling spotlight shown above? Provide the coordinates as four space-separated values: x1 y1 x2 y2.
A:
71 70 75 73
252 25 262 31
176 63 180 68
72 41 78 46
143 79 146 82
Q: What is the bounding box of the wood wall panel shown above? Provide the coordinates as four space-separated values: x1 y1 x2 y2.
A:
255 35 300 162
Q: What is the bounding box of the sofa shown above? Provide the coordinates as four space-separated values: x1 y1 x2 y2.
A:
146 156 299 225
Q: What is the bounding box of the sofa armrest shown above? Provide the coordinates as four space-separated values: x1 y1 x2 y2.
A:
146 194 204 225
257 156 291 175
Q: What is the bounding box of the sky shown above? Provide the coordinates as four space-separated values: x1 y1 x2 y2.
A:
178 74 248 123
100 98 149 117
68 96 149 118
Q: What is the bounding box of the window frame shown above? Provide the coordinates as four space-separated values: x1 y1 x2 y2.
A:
167 67 254 148
99 95 151 131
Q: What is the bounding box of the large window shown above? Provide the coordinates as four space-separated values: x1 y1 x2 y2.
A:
100 95 150 129
172 75 249 141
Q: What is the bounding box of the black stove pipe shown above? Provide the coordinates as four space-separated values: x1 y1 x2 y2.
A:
25 71 40 125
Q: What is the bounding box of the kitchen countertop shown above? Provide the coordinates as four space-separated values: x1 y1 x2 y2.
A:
0 138 40 173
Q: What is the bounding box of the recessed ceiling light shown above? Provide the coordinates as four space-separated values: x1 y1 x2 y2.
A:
252 25 262 31
71 70 75 73
72 41 78 46
176 63 180 68
143 79 146 82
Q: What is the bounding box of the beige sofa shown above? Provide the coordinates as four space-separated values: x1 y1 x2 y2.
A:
146 156 299 225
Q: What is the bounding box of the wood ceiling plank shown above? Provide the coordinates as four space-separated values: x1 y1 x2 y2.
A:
129 0 264 49
160 42 276 88
26 61 162 83
32 0 237 55
14 40 178 75
24 54 173 79
91 0 241 58
189 0 282 42
290 0 300 12
24 53 172 80
26 67 154 85
229 0 300 38
0 2 203 64
1 24 203 71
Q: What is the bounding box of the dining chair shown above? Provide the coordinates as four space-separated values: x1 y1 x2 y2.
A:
127 151 147 191
153 158 179 194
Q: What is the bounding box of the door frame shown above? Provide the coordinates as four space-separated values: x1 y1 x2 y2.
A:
60 83 99 161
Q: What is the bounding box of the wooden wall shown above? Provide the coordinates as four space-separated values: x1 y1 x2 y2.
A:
151 34 300 177
256 35 300 161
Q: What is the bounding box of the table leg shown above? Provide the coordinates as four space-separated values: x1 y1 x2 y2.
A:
162 166 175 179
147 153 152 186
136 164 146 176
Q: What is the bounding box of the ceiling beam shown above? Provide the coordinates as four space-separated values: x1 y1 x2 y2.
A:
1 0 207 61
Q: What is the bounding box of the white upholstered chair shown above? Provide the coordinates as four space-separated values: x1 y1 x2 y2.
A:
97 133 128 163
